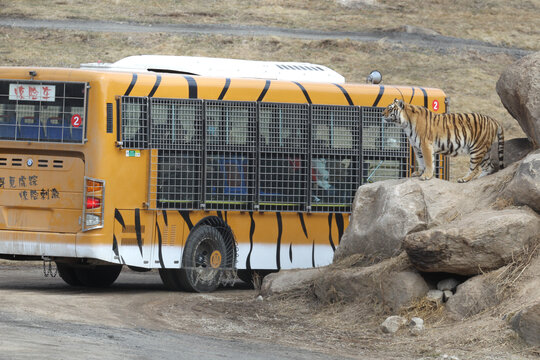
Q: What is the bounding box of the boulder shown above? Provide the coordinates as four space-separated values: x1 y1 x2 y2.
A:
443 290 453 302
380 315 407 334
496 51 540 148
335 163 519 264
501 150 540 212
490 137 534 170
260 268 321 297
381 271 430 311
409 317 424 334
437 278 460 292
313 253 418 305
426 290 444 303
403 207 540 275
510 302 540 346
334 179 427 262
445 273 499 320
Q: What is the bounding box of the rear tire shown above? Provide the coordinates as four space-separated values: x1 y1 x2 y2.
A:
56 262 82 286
74 265 123 287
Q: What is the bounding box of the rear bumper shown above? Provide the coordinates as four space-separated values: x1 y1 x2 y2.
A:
0 230 76 257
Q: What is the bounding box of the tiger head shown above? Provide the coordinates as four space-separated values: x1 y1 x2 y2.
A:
382 99 406 126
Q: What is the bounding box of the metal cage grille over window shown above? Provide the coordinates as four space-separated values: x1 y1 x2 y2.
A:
120 97 446 213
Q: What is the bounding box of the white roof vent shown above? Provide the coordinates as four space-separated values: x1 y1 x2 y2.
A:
80 55 345 84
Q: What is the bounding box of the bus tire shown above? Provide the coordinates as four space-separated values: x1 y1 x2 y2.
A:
56 262 82 286
158 268 183 291
178 225 228 292
74 265 123 287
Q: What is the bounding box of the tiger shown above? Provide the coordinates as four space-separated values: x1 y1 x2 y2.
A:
381 99 504 183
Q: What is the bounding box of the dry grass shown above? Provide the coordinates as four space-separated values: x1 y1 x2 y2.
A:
399 297 446 324
2 0 538 50
493 242 540 300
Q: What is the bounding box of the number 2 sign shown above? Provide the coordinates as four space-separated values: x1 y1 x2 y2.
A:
71 114 82 128
432 100 440 111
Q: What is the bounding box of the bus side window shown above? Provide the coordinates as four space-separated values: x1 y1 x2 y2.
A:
0 113 17 139
120 98 148 148
18 116 39 140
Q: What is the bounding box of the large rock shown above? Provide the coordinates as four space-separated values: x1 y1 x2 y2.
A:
381 271 430 311
260 268 321 297
403 207 540 275
445 272 500 320
490 137 534 170
501 150 540 212
313 253 424 305
510 302 540 346
334 179 427 262
335 163 519 263
496 52 540 148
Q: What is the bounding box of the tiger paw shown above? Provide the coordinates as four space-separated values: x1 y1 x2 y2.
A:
411 171 422 177
420 174 433 181
457 177 469 183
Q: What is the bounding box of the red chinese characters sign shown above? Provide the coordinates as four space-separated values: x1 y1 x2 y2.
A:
9 84 56 102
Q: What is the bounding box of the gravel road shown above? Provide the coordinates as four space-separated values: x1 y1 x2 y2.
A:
0 18 530 57
0 263 356 360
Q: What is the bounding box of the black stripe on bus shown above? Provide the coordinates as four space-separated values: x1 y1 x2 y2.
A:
162 210 168 227
334 84 354 105
257 80 271 102
420 87 428 108
328 213 336 251
289 243 293 263
134 208 143 257
218 78 231 100
246 212 255 272
156 222 165 268
276 212 283 270
148 74 162 97
335 213 344 243
112 235 119 257
124 74 137 96
372 85 385 107
311 240 315 268
114 209 126 230
179 210 194 230
184 76 198 99
409 87 415 104
293 81 312 104
298 212 308 239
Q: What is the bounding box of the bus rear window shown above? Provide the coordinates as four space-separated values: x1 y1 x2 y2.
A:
0 80 87 143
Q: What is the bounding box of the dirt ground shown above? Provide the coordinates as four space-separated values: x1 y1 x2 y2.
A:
0 260 537 360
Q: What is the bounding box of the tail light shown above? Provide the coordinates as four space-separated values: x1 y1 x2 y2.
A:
82 177 105 231
85 196 101 209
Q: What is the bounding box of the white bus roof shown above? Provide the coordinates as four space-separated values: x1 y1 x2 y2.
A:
80 55 345 84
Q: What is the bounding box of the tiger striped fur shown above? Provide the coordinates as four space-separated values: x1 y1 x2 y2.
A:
382 99 504 183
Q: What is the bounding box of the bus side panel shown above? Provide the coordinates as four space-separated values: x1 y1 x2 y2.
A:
150 210 184 269
110 209 154 267
184 211 346 270
76 209 155 267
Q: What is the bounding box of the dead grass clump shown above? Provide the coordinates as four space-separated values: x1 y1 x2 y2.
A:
399 297 446 325
493 241 540 300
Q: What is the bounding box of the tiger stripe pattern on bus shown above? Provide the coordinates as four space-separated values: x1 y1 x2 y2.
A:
382 99 504 182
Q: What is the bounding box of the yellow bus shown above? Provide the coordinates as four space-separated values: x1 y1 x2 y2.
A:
0 56 448 291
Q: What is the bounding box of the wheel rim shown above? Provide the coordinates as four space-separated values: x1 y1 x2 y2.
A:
191 236 222 284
